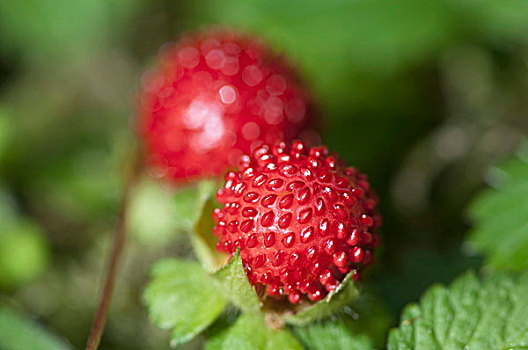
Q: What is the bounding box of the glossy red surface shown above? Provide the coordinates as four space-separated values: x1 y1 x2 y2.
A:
213 141 381 304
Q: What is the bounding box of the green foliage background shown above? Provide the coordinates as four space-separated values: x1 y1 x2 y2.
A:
0 0 527 349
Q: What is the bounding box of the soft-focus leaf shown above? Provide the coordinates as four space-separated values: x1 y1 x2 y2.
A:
453 0 528 44
284 272 359 325
0 303 71 350
203 0 453 75
207 313 302 350
466 153 528 270
128 179 181 246
0 219 50 288
212 249 261 314
143 259 227 346
25 142 122 221
0 0 142 64
389 271 528 349
293 318 372 350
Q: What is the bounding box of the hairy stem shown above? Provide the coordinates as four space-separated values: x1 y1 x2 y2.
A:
85 146 142 350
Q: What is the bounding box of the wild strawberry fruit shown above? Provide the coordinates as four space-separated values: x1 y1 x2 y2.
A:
138 29 317 183
213 141 380 304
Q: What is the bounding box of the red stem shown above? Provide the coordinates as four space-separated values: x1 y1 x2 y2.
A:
85 147 141 350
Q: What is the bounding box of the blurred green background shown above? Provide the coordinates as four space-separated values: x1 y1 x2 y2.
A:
0 0 527 349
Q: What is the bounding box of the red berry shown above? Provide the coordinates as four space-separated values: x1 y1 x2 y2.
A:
213 141 381 304
138 28 317 183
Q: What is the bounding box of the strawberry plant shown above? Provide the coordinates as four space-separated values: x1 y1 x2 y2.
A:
0 1 528 350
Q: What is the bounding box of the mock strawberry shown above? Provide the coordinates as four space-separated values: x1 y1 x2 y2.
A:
212 141 380 305
138 28 317 183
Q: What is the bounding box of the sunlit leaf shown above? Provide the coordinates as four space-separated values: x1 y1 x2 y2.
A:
143 259 227 346
389 271 528 349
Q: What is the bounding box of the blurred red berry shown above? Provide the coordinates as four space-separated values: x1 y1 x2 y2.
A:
213 141 381 304
138 28 318 183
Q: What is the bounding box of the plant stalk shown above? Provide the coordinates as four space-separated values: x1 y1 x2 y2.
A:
85 145 142 350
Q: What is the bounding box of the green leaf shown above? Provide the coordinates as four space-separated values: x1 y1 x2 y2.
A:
388 271 528 349
293 318 372 350
284 272 359 325
212 249 261 314
0 303 71 350
466 153 528 270
207 313 302 350
143 259 228 347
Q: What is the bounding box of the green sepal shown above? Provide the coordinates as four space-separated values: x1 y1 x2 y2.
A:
284 271 359 325
212 248 262 314
185 179 229 272
172 179 217 232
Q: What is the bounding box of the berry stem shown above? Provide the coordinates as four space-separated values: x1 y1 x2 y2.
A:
85 144 142 350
